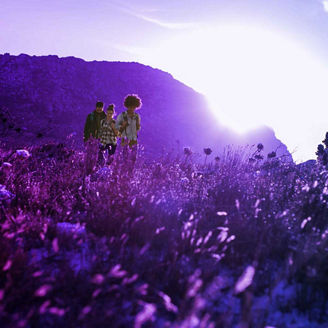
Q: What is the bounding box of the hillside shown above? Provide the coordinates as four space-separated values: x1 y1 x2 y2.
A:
0 53 291 160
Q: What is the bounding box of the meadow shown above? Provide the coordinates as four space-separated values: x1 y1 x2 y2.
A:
1 140 328 328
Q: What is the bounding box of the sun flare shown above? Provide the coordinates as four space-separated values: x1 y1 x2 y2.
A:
141 24 328 161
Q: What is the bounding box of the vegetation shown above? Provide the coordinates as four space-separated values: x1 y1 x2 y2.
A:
0 138 328 327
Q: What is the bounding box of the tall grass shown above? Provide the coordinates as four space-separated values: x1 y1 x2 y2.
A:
0 141 328 327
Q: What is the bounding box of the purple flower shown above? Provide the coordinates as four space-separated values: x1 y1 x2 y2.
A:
234 265 256 294
184 147 192 156
267 151 276 159
203 148 212 156
257 143 264 151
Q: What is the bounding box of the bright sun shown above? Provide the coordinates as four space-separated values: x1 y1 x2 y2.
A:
141 24 328 161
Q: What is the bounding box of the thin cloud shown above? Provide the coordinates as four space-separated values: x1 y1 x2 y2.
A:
134 13 194 29
110 1 194 30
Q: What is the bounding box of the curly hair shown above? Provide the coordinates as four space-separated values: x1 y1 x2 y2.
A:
123 94 142 109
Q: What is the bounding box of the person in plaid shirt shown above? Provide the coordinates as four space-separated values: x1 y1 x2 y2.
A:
99 104 119 165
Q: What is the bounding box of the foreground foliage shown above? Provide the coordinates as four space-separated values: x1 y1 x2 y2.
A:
0 142 328 327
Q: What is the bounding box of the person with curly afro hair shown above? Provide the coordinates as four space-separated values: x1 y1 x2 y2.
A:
116 94 142 168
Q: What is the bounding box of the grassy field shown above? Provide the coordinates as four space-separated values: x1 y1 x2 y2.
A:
1 141 328 327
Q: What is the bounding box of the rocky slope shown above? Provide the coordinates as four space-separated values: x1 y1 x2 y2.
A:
0 53 291 160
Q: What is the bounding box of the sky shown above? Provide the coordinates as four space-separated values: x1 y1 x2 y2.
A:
1 0 328 162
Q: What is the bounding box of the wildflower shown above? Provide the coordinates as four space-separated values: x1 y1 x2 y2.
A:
123 273 139 285
158 291 178 313
211 254 223 261
81 305 92 316
184 147 192 156
137 283 148 295
204 231 212 244
91 274 105 285
257 143 264 151
217 230 228 243
35 285 52 297
39 300 51 314
187 271 203 298
267 151 276 159
204 148 212 156
108 264 127 278
301 216 312 229
255 154 264 160
3 259 12 271
215 156 220 162
155 227 165 234
216 211 228 216
49 307 65 316
204 148 212 164
227 235 236 242
234 265 256 294
135 303 156 328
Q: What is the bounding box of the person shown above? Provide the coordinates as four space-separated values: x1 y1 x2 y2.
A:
99 104 119 165
84 101 106 142
83 101 106 174
116 94 142 168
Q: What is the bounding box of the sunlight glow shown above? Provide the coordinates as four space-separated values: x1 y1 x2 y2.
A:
140 25 328 162
323 1 328 12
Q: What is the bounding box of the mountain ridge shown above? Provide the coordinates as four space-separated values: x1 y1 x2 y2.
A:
0 53 292 160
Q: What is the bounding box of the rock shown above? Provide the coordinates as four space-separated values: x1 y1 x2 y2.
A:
1 162 13 174
16 149 31 159
0 184 15 202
